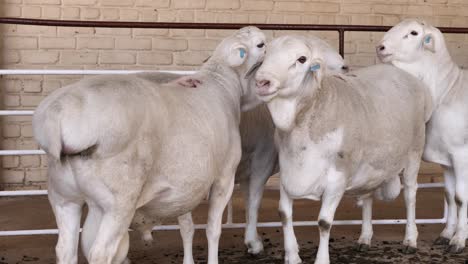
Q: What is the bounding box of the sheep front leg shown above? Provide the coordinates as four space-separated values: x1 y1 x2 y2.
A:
206 174 236 264
402 152 420 254
178 213 195 264
356 196 373 252
279 185 301 264
315 169 345 264
448 149 468 253
435 167 457 245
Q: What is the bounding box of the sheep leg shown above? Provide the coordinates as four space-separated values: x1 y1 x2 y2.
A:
448 150 468 254
401 152 420 254
243 149 276 254
356 196 373 252
315 169 345 264
81 203 103 259
279 185 301 264
87 208 136 264
178 212 195 264
206 174 236 264
49 190 83 264
435 167 457 245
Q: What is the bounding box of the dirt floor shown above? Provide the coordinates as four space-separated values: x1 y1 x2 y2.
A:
1 187 467 263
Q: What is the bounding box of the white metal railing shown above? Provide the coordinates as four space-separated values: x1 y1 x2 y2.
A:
0 69 448 236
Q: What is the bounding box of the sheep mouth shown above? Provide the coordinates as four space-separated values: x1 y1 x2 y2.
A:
377 53 393 62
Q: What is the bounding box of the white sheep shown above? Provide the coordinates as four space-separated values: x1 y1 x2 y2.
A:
254 35 431 264
131 34 349 255
377 19 468 254
32 26 266 264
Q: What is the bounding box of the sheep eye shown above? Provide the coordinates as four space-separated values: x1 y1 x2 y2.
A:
257 43 265 48
410 31 418 36
297 56 307 64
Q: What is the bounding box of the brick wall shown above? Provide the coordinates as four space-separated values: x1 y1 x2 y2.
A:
2 0 466 190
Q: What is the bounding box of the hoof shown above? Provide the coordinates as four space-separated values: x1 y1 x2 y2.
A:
402 246 417 254
285 255 302 264
354 243 370 252
434 236 450 245
447 244 464 254
246 241 264 255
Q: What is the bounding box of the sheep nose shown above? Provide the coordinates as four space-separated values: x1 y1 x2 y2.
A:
376 44 385 52
256 79 270 89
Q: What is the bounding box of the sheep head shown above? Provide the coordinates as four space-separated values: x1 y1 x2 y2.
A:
376 19 446 65
255 35 325 103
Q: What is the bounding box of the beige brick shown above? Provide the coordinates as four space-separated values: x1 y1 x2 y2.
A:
140 8 159 21
1 79 21 93
0 51 20 64
63 0 96 5
305 2 340 13
1 37 37 50
342 4 372 14
116 38 152 50
136 0 170 7
82 8 100 19
25 169 47 182
22 6 42 18
205 29 232 38
21 95 44 107
16 25 57 36
215 13 232 23
101 0 134 6
153 38 188 51
120 9 139 20
269 14 285 23
250 13 268 23
206 0 240 10
134 28 169 36
42 6 61 18
1 0 22 4
274 1 303 12
4 95 20 107
40 37 76 49
22 51 59 64
57 27 94 37
188 39 219 51
42 80 62 94
21 125 34 138
243 1 274 11
137 52 172 65
101 8 120 20
22 80 42 92
2 4 21 17
195 11 217 23
77 37 115 49
351 15 382 25
20 156 41 168
95 28 132 36
178 10 195 22
0 170 24 184
373 4 404 15
174 51 211 66
3 124 20 138
61 51 98 65
284 14 301 24
173 0 206 9
231 13 249 23
2 156 19 169
24 0 60 4
170 29 205 37
100 52 136 64
348 54 376 67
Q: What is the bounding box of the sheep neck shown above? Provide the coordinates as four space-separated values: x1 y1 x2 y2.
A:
198 59 244 113
394 45 461 108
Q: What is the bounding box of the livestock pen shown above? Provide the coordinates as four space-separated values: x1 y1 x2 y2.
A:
1 7 468 264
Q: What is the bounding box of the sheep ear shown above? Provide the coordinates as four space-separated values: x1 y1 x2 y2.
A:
227 45 248 67
309 59 325 84
423 33 435 53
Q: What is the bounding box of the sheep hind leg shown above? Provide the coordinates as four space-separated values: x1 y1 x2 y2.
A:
206 173 236 264
401 151 421 254
49 191 84 264
447 149 468 254
178 212 195 264
355 196 373 252
434 167 457 246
